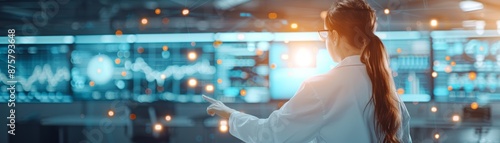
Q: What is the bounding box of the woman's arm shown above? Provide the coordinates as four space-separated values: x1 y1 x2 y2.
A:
227 82 325 143
399 100 412 143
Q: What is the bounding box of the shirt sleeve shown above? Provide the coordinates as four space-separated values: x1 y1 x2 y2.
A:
228 81 325 143
398 98 412 143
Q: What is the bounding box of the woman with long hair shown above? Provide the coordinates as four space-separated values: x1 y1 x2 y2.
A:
204 0 412 142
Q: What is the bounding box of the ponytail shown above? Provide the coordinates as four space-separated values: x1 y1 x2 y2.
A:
326 0 401 142
361 35 401 143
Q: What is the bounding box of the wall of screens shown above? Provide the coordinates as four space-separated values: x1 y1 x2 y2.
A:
2 31 499 103
432 30 500 103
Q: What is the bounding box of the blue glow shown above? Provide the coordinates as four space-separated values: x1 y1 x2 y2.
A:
270 44 337 99
0 36 74 44
431 30 500 39
87 55 114 84
216 32 274 42
400 94 431 102
273 32 320 41
135 33 213 43
75 35 132 43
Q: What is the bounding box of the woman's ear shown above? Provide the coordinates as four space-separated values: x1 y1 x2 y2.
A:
330 30 339 46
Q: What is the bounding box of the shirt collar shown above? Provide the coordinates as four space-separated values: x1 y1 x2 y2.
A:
336 55 364 68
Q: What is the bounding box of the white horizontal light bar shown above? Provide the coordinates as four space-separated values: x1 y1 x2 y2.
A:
376 31 422 40
215 32 274 42
75 34 135 44
400 94 431 102
273 32 320 41
135 33 214 43
431 30 500 39
0 36 74 44
0 31 464 44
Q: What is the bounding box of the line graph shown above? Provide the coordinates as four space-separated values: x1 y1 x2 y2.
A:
124 57 216 85
0 64 70 92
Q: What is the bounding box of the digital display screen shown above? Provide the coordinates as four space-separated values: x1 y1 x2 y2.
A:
433 37 500 102
269 40 432 102
0 44 72 103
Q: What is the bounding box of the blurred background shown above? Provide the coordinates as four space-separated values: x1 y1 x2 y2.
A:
0 0 500 142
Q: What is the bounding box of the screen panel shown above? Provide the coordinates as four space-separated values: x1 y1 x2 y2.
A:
0 44 72 103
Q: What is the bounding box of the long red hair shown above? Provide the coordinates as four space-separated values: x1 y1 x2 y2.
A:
325 0 401 142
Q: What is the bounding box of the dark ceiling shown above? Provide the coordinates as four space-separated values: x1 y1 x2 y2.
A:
1 0 499 36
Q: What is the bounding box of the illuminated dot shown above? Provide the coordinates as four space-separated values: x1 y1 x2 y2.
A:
284 40 289 43
115 30 123 37
268 12 277 19
432 72 438 78
434 133 440 139
219 120 228 132
141 18 148 25
444 66 452 73
217 78 223 84
219 125 228 132
431 106 437 113
165 115 172 121
206 84 214 92
445 56 451 61
188 78 197 87
187 51 197 61
217 59 222 65
121 71 127 77
137 47 144 53
98 57 103 62
115 58 121 64
396 48 402 54
430 19 438 27
256 49 263 56
220 120 227 125
154 123 163 131
471 102 478 110
191 42 196 47
480 46 484 51
469 72 477 80
161 74 166 79
291 23 298 29
97 68 102 74
447 86 453 91
162 45 168 51
89 81 95 87
182 8 189 16
155 8 161 15
130 114 136 120
397 88 405 95
240 89 247 96
213 40 222 48
162 18 170 24
451 61 456 66
320 11 327 19
157 86 164 92
281 54 289 60
384 8 390 15
452 114 460 122
145 88 152 95
270 63 277 69
108 110 114 117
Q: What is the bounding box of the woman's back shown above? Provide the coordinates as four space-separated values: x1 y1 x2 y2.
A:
306 55 411 142
306 55 374 142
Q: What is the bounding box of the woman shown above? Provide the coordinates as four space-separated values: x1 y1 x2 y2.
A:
204 0 412 142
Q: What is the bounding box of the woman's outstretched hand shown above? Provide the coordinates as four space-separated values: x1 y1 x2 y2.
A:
203 95 237 119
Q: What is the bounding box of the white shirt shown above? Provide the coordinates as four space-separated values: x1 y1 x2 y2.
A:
229 55 412 143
